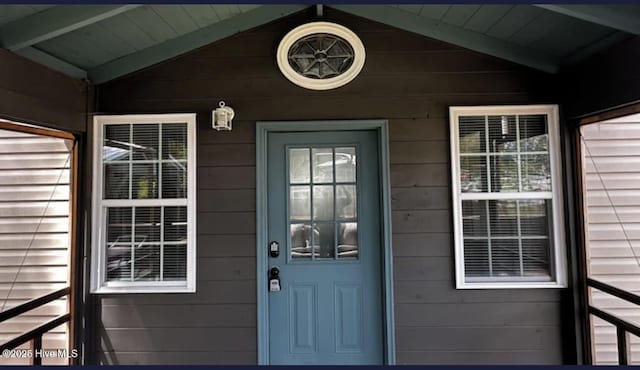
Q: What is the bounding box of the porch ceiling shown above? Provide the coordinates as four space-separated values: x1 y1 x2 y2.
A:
0 4 638 84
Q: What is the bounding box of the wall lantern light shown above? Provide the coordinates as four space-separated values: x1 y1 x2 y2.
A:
212 101 234 131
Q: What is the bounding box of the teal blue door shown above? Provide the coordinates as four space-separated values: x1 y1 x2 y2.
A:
267 130 383 365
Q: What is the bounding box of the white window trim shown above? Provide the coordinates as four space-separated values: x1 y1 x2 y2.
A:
276 22 366 91
449 105 567 289
90 113 197 294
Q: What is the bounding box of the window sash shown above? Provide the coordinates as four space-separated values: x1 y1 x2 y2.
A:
450 105 566 289
91 113 196 294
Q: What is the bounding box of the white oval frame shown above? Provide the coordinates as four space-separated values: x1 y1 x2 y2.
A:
277 22 366 91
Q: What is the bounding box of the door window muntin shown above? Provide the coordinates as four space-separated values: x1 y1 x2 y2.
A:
286 143 361 264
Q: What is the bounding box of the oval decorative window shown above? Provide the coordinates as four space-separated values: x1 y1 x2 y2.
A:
277 22 365 90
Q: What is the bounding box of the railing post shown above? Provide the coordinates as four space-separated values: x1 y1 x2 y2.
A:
616 325 628 365
32 335 42 366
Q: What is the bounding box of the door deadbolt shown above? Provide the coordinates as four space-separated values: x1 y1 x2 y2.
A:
269 241 279 258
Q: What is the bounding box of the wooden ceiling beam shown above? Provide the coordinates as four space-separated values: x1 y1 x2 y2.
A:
535 5 640 35
13 47 87 79
332 5 559 73
88 5 308 84
0 5 141 51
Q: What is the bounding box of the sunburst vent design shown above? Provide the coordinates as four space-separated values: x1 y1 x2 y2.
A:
277 22 366 90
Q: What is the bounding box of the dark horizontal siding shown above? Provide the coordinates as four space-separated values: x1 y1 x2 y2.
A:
197 212 255 235
395 302 561 326
393 233 452 257
397 350 560 365
391 163 450 187
95 351 256 365
394 280 562 304
95 7 563 365
391 187 450 210
99 304 256 328
0 49 86 132
98 328 256 352
397 326 562 351
97 280 256 306
392 210 451 234
102 73 537 101
197 166 255 190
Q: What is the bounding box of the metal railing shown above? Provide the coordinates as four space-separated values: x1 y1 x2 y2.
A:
587 278 640 365
0 287 71 365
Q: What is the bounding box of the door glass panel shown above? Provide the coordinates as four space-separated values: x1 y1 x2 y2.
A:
335 147 356 182
338 222 358 259
291 223 314 259
313 185 333 221
315 223 335 259
288 146 358 261
312 148 333 183
289 148 310 183
290 186 311 221
336 185 357 220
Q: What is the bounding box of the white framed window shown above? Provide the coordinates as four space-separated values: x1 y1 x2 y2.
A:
450 105 566 289
91 114 196 293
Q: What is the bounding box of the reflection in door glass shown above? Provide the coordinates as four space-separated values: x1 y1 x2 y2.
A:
289 185 310 221
316 223 335 259
312 148 333 183
289 148 310 183
338 222 358 258
313 185 333 221
290 223 315 259
335 147 356 182
288 146 359 260
336 185 357 219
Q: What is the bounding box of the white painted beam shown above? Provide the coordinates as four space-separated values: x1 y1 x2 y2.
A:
89 5 308 84
1 5 141 51
332 5 559 73
535 5 640 35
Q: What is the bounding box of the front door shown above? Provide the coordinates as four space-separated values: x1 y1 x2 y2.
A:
267 130 383 365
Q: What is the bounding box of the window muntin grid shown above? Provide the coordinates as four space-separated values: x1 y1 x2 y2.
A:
288 146 358 261
102 122 188 283
458 114 551 194
451 107 565 288
92 114 195 294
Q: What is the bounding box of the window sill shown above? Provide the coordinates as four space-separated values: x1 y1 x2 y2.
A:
456 280 568 289
91 282 195 294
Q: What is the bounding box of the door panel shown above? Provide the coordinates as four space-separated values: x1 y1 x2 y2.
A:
289 283 318 353
267 130 383 365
